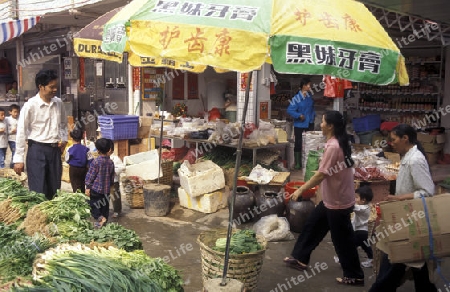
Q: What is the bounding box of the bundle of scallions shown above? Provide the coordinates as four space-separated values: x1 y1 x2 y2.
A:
30 244 184 292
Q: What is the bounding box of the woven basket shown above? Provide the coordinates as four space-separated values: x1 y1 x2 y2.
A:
126 191 144 209
197 229 267 292
151 161 173 186
122 176 146 209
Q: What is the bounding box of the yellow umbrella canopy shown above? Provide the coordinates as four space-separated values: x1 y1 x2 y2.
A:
73 5 206 72
102 0 409 85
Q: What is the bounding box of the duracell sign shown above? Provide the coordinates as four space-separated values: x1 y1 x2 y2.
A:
77 44 118 57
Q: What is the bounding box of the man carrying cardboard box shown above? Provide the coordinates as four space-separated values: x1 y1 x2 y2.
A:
369 124 437 292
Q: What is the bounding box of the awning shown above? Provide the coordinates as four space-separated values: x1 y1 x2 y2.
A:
0 16 41 45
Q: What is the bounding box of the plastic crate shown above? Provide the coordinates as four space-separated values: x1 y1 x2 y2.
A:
98 115 139 140
353 115 381 133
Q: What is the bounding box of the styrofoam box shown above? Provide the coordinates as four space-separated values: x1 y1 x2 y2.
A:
178 186 228 213
123 150 162 181
178 160 225 197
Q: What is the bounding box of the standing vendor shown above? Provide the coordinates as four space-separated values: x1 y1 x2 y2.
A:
13 69 68 200
287 77 316 169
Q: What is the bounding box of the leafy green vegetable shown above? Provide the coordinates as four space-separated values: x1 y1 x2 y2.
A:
213 229 262 254
0 178 25 202
0 224 54 283
38 191 90 222
73 223 143 251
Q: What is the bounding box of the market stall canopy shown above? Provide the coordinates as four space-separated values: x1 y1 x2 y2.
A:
358 0 450 26
73 5 206 72
101 0 409 85
0 16 40 46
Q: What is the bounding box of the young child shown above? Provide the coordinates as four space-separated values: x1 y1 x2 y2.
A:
334 185 374 268
352 185 374 268
65 128 93 193
0 108 8 168
107 140 125 218
5 104 19 168
85 138 115 228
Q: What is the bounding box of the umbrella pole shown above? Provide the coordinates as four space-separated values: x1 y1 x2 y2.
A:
221 71 253 287
158 71 166 185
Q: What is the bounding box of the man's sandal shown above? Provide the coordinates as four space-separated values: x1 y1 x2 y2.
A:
336 277 364 286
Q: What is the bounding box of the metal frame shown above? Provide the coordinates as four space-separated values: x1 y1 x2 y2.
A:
366 4 450 46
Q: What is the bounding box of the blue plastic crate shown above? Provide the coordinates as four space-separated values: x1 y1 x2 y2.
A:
98 115 139 140
352 115 381 133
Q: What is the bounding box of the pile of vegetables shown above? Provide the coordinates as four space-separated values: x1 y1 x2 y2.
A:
0 223 54 283
0 180 184 291
214 229 262 254
0 179 46 226
72 223 143 251
202 147 252 174
30 244 183 292
21 191 91 238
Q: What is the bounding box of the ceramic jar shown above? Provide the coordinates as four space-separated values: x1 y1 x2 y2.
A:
228 186 255 223
286 199 315 233
255 190 286 219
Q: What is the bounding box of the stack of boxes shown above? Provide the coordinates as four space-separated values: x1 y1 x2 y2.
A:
379 194 450 263
417 132 445 165
177 160 228 213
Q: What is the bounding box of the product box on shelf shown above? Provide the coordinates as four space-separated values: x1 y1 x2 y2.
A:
417 132 445 154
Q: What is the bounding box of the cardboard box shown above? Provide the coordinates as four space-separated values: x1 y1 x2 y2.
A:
178 186 229 213
129 144 140 155
422 142 444 153
139 138 150 152
384 152 400 163
380 194 450 242
387 234 450 263
138 126 151 138
417 133 445 144
140 116 153 127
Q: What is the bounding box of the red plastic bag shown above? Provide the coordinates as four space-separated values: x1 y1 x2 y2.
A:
244 123 257 138
324 75 351 98
343 79 353 90
323 75 336 98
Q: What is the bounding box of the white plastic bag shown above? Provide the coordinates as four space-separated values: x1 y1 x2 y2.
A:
253 214 294 242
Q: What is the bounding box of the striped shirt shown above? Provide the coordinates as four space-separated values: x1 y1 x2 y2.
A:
396 145 435 198
85 155 114 195
13 93 68 163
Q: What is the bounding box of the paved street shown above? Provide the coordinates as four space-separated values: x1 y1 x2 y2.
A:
59 169 448 292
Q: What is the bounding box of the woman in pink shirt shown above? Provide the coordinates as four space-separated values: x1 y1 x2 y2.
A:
284 110 364 286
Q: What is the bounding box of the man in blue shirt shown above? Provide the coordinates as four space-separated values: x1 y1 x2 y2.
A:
287 78 316 169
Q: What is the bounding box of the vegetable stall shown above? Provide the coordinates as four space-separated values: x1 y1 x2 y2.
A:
0 178 184 291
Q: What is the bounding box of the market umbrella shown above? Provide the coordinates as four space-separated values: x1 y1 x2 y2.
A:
73 6 207 72
100 0 409 287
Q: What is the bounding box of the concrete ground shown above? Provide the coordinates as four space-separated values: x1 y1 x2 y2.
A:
58 169 448 292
